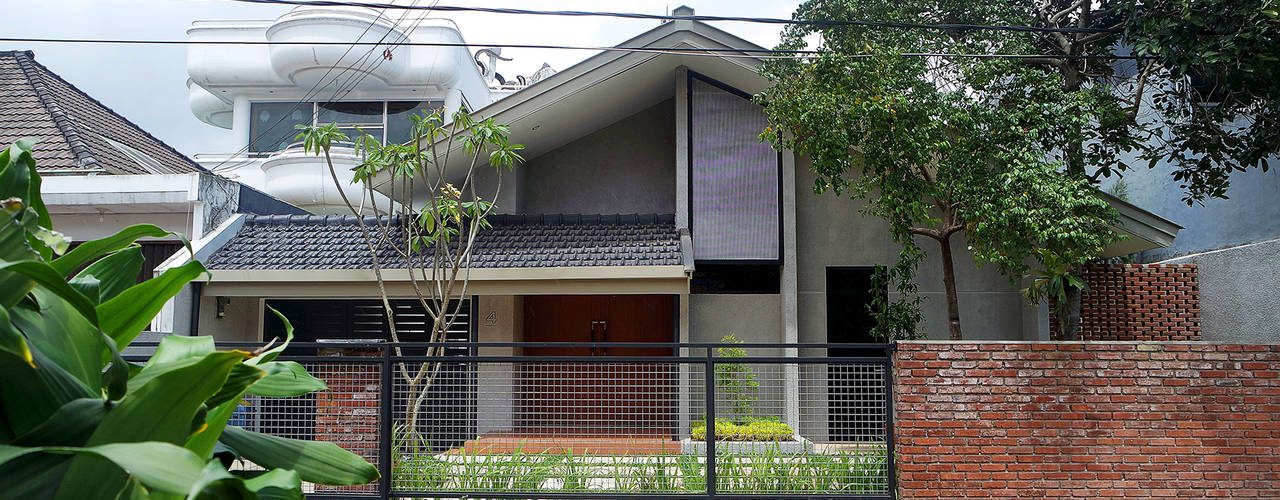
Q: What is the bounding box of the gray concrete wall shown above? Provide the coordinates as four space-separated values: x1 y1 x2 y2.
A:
689 294 788 421
1100 158 1280 263
792 158 1033 341
1158 238 1280 344
519 99 676 215
197 296 262 342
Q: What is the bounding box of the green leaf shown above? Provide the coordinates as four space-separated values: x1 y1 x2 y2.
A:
243 469 302 500
0 442 205 496
147 335 216 366
98 260 206 349
11 286 108 389
51 225 179 278
56 351 247 500
114 478 148 500
75 246 146 303
220 426 379 486
250 306 295 366
186 461 254 500
0 347 96 439
0 307 33 368
206 363 266 409
12 398 110 447
0 259 98 323
247 361 327 398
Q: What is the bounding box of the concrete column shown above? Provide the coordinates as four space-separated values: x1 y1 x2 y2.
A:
444 87 464 118
674 66 690 233
678 291 692 437
231 95 251 149
781 151 801 432
476 295 519 434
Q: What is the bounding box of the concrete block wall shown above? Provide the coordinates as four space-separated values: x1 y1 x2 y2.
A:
894 341 1280 499
1052 263 1201 341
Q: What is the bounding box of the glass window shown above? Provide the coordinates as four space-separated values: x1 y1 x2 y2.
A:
690 76 780 262
386 100 444 144
318 101 383 143
249 102 312 153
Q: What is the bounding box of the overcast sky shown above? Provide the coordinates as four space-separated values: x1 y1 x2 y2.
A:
0 0 799 156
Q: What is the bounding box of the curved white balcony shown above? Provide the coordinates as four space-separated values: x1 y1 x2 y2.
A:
260 143 394 215
266 7 409 90
187 80 233 129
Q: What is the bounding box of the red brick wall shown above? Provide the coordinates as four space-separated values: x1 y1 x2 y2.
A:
894 342 1280 499
313 348 380 493
1051 263 1200 341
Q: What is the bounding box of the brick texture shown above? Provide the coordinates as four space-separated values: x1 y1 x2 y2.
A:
313 347 381 493
1051 263 1201 341
894 342 1280 499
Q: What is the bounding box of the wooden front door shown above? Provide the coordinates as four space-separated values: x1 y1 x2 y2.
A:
520 295 675 430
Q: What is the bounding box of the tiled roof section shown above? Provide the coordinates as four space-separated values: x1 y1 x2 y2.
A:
206 214 682 270
0 50 204 174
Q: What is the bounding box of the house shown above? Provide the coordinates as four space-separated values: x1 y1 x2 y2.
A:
167 6 1182 444
1099 164 1279 343
0 49 305 335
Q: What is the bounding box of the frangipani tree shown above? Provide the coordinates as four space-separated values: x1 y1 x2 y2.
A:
296 108 522 447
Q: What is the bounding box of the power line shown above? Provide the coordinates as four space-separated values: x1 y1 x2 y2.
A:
0 37 1154 60
226 0 1122 35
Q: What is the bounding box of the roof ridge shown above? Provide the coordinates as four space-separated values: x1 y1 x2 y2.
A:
12 51 101 172
242 213 675 226
10 51 206 174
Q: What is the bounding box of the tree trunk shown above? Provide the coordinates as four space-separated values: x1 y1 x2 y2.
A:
1062 282 1083 341
936 234 963 340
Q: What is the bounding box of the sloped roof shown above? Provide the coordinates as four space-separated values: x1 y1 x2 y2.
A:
0 50 204 175
204 214 682 270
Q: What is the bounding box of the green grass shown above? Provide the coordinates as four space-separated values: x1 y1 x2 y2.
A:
389 439 889 495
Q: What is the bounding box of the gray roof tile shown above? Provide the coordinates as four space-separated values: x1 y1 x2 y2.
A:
206 214 682 270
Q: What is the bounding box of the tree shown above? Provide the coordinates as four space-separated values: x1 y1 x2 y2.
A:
296 109 522 451
760 0 1120 340
0 140 378 498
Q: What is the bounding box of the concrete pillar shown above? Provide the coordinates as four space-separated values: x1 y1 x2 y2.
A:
231 95 252 149
674 66 690 233
476 295 520 434
781 151 801 432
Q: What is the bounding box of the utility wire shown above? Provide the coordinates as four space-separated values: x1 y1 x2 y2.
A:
0 37 1153 60
226 0 1122 35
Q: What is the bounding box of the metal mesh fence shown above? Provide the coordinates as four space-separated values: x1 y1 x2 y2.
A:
136 342 891 498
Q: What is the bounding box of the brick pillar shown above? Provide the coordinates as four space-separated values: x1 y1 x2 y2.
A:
313 346 381 493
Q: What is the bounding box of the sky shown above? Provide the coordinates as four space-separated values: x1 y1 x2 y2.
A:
0 0 800 156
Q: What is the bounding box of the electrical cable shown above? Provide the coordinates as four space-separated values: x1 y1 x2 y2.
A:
0 37 1154 60
226 0 1122 35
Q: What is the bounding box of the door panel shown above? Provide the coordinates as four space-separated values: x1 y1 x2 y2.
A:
519 295 675 429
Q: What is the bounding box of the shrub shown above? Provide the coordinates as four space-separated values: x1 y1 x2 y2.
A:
715 334 758 419
691 418 795 441
0 140 378 498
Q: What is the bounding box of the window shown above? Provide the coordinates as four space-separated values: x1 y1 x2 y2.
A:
249 102 311 153
249 100 444 153
690 264 780 294
689 74 780 263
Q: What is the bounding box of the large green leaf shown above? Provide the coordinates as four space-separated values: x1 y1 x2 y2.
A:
51 225 178 278
247 361 327 398
206 363 266 410
147 335 216 366
0 442 204 496
249 306 295 366
219 426 380 486
98 260 206 349
55 351 247 500
0 307 32 368
10 287 104 389
243 469 302 500
74 246 145 304
0 348 95 439
11 398 110 447
0 259 98 323
186 461 254 500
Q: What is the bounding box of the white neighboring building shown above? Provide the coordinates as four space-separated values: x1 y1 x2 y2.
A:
186 5 533 214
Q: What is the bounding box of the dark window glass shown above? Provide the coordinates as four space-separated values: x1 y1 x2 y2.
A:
249 102 311 152
690 76 780 262
690 264 780 294
318 101 383 142
386 100 444 144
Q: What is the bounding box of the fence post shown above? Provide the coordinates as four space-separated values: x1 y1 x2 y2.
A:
884 342 896 499
704 346 716 498
378 344 393 497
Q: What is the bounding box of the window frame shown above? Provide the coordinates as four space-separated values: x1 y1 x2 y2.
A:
686 71 784 266
249 100 445 154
